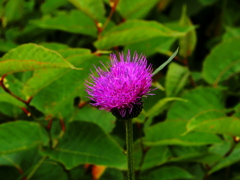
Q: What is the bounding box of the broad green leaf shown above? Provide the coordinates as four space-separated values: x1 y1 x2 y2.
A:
124 22 194 56
186 110 226 133
223 27 240 41
187 116 240 136
233 103 240 118
0 153 21 167
58 48 91 58
21 50 90 97
166 146 221 165
94 20 187 50
0 148 41 169
0 39 18 52
0 121 48 154
144 120 222 146
4 0 24 23
0 102 22 117
117 0 159 19
134 144 172 170
31 10 97 37
209 140 232 157
69 0 105 21
74 105 115 133
179 5 197 58
124 36 176 56
167 87 225 120
28 159 68 180
165 62 189 96
140 166 194 180
209 144 240 174
0 148 66 180
0 92 26 108
0 43 76 76
100 168 124 180
0 90 25 117
0 60 73 76
0 73 28 100
167 146 218 163
141 146 171 170
40 42 69 51
144 97 186 127
40 0 68 14
202 38 240 85
42 121 126 170
30 54 109 118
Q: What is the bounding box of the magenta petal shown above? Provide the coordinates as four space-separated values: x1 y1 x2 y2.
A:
85 50 153 118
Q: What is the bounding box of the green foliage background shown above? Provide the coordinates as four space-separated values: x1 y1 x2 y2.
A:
0 0 240 179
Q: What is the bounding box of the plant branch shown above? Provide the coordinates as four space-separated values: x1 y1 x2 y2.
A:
0 74 32 105
101 0 120 32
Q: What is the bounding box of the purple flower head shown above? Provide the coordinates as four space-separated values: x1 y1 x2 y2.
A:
85 50 153 120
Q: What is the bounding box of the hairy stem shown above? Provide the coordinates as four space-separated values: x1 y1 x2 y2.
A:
125 119 135 180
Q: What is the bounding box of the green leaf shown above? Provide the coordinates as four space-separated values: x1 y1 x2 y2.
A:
167 87 225 120
40 0 68 14
209 144 240 174
152 48 179 76
124 36 176 56
0 43 76 76
117 0 159 19
69 0 105 21
94 20 186 50
222 27 240 41
144 97 186 127
0 89 24 116
0 121 48 154
179 6 197 58
0 39 18 52
0 148 41 169
144 120 222 146
20 50 90 97
124 22 194 56
186 110 225 133
179 5 197 58
141 146 171 170
165 62 189 96
99 168 124 180
31 10 97 37
0 92 26 108
202 38 240 85
40 42 69 51
74 105 115 133
58 48 91 58
167 146 216 163
42 121 126 170
3 0 25 23
187 116 240 136
30 54 109 118
209 140 232 158
140 166 194 180
28 159 69 180
233 103 240 118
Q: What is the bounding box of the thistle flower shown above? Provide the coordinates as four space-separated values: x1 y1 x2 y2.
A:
85 50 153 120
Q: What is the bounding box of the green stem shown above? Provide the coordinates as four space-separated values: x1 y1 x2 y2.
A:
125 119 135 180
